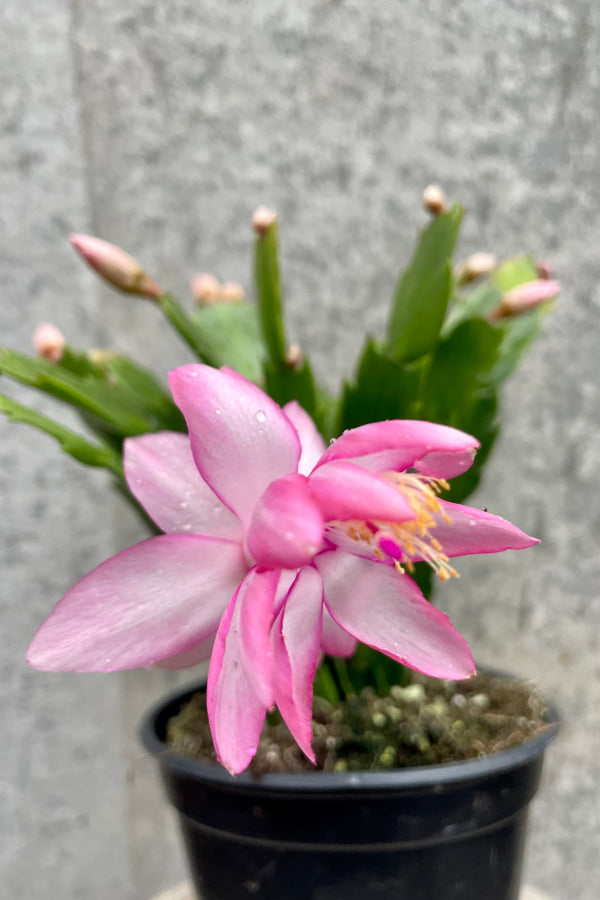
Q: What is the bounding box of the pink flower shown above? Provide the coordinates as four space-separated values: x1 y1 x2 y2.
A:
27 365 538 773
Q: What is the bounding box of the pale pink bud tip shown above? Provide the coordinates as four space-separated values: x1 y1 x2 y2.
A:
454 252 498 285
191 273 221 305
492 279 560 319
33 323 66 363
537 260 554 280
69 234 162 299
220 282 245 303
252 206 278 235
422 184 447 216
285 343 303 369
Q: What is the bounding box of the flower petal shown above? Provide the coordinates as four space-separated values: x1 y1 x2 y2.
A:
124 432 242 540
309 460 415 522
272 566 323 761
283 401 326 475
247 474 325 570
207 568 279 773
315 420 479 479
321 606 357 657
169 365 300 526
423 501 540 559
238 568 279 707
316 551 475 680
26 536 246 672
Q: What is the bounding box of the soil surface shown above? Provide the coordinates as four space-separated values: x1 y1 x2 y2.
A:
166 672 552 776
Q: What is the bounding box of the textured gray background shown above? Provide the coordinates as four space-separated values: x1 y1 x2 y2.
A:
1 2 599 898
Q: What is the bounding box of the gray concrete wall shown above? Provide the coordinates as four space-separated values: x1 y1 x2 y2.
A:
1 2 598 898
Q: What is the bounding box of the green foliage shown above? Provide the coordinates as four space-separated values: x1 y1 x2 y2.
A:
191 301 265 382
0 393 123 475
386 205 463 362
254 221 287 368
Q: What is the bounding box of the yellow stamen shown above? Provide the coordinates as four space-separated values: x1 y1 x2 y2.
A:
326 472 460 583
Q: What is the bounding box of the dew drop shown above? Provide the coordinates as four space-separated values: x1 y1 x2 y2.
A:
189 371 199 378
468 518 477 527
214 407 222 415
255 410 266 423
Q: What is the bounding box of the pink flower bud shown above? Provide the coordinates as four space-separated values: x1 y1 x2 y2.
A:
454 252 498 285
220 282 245 303
69 235 162 299
490 280 560 319
285 343 303 370
536 260 554 280
33 323 66 363
422 184 446 216
191 273 221 305
252 206 278 235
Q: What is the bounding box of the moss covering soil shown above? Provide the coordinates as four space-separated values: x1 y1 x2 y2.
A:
166 671 554 778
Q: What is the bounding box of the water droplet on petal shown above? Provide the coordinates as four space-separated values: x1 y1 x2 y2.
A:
468 518 477 527
255 410 266 423
214 407 222 415
189 371 199 378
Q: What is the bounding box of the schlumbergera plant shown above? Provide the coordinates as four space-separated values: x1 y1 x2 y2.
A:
2 189 559 773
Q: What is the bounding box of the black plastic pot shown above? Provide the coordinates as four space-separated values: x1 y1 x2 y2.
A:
141 679 558 900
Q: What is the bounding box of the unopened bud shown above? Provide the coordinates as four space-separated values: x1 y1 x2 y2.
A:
536 260 554 280
252 206 277 236
88 349 117 367
285 343 303 370
70 234 162 299
422 184 446 216
33 323 65 363
220 282 245 303
454 252 498 285
191 273 221 305
490 279 560 319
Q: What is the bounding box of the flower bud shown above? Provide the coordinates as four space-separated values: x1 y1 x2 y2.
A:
422 184 446 216
88 349 117 368
33 323 66 363
69 234 162 299
220 282 245 303
454 252 498 285
252 206 277 236
490 279 560 319
536 260 554 280
285 343 303 370
191 273 221 305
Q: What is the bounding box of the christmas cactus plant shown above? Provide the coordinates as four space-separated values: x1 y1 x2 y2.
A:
2 188 558 772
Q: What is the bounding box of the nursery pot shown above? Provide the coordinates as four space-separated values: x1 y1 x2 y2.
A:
141 679 558 900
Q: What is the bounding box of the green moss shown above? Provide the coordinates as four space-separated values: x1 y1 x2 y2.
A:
166 672 550 777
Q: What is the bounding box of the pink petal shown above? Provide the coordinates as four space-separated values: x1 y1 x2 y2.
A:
283 401 326 475
26 536 246 672
238 569 280 707
207 569 279 773
154 635 214 670
169 365 300 527
315 420 479 479
246 474 325 570
321 606 357 657
316 551 475 680
272 566 323 761
124 432 242 540
309 460 415 522
421 501 540 559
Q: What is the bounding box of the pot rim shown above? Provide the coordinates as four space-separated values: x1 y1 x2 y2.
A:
140 669 560 794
